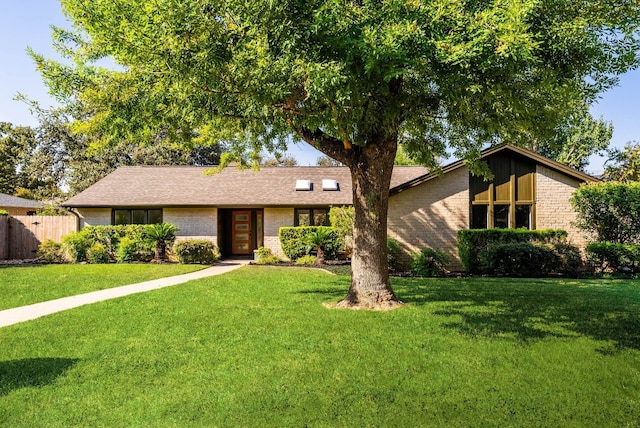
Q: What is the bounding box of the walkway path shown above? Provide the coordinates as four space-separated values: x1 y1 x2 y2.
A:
0 259 250 329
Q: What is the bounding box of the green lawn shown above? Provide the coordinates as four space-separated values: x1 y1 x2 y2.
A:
0 264 203 310
0 266 638 426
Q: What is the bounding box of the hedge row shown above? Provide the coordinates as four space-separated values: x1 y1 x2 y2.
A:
586 242 640 273
458 229 568 274
278 226 342 261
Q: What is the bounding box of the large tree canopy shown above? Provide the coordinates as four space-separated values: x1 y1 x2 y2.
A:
38 0 640 308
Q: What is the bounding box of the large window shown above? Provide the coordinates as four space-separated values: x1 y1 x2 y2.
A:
113 209 163 225
470 153 536 230
294 208 330 226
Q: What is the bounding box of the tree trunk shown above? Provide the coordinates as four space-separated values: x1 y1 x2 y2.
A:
314 246 325 266
155 241 165 262
335 139 403 310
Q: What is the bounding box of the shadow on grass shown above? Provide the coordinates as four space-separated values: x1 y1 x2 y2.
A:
0 358 79 396
395 277 640 352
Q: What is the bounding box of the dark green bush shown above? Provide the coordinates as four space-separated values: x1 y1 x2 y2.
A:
458 229 569 273
87 243 110 264
62 230 91 263
37 239 66 263
278 227 341 261
478 241 582 277
410 248 450 277
173 239 220 264
62 225 157 263
586 242 640 273
387 238 405 272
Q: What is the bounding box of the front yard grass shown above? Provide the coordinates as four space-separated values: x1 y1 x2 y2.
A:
0 266 638 426
0 264 203 310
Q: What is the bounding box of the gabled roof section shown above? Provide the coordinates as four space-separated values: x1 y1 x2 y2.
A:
390 144 600 195
0 193 45 209
62 166 429 208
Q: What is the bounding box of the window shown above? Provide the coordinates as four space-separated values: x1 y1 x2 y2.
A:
471 205 488 229
515 205 531 229
113 209 162 225
295 208 330 226
493 205 510 229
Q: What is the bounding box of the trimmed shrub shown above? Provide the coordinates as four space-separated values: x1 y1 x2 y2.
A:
278 227 341 261
458 229 569 273
387 238 404 272
586 242 640 273
37 239 66 263
87 243 110 264
116 236 155 263
410 248 450 277
295 255 317 265
477 241 582 277
571 182 640 243
173 239 220 264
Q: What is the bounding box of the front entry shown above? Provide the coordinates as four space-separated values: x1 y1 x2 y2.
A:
232 210 252 255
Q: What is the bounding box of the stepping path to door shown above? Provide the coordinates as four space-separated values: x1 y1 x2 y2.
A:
0 259 250 329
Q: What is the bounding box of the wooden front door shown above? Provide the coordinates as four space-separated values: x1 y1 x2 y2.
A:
232 210 252 255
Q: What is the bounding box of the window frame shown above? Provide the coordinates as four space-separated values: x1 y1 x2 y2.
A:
112 208 163 225
294 207 330 227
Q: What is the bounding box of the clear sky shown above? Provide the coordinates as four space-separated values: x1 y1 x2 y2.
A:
2 1 639 173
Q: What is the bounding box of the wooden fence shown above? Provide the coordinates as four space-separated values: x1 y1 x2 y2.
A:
0 215 78 260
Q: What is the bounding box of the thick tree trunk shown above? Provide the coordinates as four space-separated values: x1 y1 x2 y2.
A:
334 140 403 310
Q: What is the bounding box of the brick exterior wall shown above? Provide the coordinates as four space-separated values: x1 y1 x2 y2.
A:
77 208 111 227
535 165 588 248
164 208 217 243
263 207 295 259
388 166 470 269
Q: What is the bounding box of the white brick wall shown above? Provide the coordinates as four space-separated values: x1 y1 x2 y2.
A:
164 207 217 243
263 207 294 259
388 166 470 269
77 208 111 227
536 166 588 248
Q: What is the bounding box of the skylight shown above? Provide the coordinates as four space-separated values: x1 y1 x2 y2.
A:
295 179 312 191
322 179 339 191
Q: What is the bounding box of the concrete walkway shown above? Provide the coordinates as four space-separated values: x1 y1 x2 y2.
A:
0 259 250 329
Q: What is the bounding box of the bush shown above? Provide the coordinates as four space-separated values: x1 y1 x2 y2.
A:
62 230 91 263
410 248 450 277
87 243 110 264
586 242 640 273
571 182 640 244
254 247 283 265
0 209 8 216
295 255 317 265
329 206 354 252
173 239 220 264
458 229 569 273
387 238 404 272
37 239 66 263
116 236 155 263
477 241 582 277
278 227 341 261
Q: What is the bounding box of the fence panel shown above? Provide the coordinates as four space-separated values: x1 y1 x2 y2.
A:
0 216 8 260
1 216 78 260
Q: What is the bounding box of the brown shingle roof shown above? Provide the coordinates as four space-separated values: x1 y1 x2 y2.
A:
62 166 429 208
0 193 45 209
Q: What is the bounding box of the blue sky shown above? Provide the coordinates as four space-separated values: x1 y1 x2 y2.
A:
1 1 639 173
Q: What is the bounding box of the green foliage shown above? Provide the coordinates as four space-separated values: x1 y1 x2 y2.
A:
254 247 282 265
36 204 69 216
571 182 640 244
604 142 640 182
295 255 317 266
0 209 8 216
62 230 91 263
37 239 66 264
116 236 155 263
479 243 557 277
387 238 405 272
145 223 179 242
173 239 220 264
278 227 341 261
458 229 569 273
303 227 334 264
410 248 450 277
586 242 640 274
87 243 110 264
328 206 354 251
